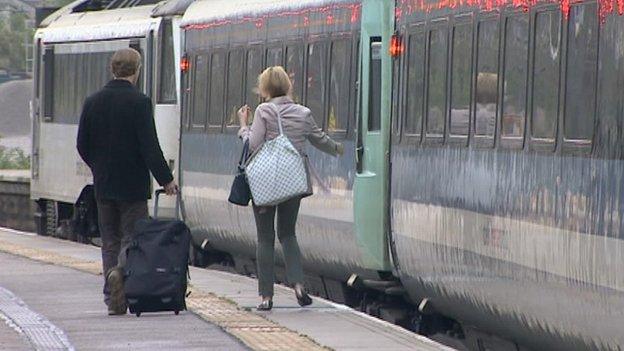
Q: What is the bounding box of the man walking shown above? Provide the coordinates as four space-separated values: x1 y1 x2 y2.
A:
77 48 178 315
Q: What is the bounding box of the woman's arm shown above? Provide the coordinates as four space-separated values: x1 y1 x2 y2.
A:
305 112 343 156
238 105 267 151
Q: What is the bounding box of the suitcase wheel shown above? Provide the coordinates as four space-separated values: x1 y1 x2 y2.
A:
174 311 179 315
136 312 141 317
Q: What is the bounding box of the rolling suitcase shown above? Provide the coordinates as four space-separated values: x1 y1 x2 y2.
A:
124 190 190 317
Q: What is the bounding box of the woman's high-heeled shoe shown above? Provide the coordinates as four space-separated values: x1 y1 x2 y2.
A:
295 286 312 307
257 299 273 311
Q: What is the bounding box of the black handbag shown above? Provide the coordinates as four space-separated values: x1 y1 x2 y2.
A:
228 141 252 206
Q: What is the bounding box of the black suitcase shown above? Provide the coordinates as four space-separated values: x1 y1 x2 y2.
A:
124 190 191 317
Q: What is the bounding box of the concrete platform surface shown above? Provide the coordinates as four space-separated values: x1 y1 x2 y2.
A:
0 227 455 351
0 251 248 351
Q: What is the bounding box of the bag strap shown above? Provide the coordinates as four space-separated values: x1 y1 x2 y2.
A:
238 140 250 166
267 102 284 136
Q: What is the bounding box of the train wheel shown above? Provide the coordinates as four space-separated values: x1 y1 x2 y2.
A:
136 312 141 317
174 310 179 315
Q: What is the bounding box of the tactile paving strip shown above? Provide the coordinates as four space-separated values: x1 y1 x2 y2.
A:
0 286 75 351
0 241 102 275
0 240 329 351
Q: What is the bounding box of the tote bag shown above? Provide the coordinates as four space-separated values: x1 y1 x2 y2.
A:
245 104 308 206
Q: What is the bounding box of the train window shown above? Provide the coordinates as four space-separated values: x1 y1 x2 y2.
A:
192 54 209 127
129 42 145 94
564 3 598 140
450 23 472 136
158 20 176 104
43 48 54 120
501 15 529 139
531 11 561 139
286 45 304 103
53 51 113 124
209 52 226 128
306 41 328 126
369 38 382 132
266 46 283 67
474 19 499 137
226 50 245 127
245 48 263 112
405 32 425 135
328 39 352 133
52 55 66 121
427 27 448 135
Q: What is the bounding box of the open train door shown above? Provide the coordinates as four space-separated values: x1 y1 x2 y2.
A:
353 0 395 272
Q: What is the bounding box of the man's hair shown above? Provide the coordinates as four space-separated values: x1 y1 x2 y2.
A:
258 66 292 98
110 48 142 78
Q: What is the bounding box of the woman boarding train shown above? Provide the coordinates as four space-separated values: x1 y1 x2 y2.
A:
235 66 344 311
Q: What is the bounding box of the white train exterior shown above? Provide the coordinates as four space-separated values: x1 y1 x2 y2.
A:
31 0 187 233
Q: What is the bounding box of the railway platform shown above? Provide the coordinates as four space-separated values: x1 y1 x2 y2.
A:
0 227 453 351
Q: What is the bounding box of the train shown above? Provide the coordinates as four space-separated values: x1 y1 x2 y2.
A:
31 0 624 350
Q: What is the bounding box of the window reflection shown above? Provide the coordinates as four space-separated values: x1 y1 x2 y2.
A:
475 19 499 137
502 15 529 138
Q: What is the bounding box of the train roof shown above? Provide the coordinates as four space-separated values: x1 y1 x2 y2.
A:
181 0 359 27
37 4 161 43
36 0 192 43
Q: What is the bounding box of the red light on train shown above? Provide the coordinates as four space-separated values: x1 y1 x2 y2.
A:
389 33 404 58
181 55 190 73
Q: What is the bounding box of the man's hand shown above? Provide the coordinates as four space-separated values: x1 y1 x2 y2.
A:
164 181 179 196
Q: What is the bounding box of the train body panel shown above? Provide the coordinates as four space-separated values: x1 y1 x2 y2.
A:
31 36 150 204
391 146 624 349
180 133 365 280
178 0 375 285
390 0 624 349
31 2 185 223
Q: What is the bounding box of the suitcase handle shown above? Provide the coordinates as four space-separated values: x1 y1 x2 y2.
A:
154 189 185 220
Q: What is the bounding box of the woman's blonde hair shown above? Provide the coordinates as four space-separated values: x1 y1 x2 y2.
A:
258 66 292 99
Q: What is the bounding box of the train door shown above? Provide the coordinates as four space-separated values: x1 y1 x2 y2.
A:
151 20 181 218
353 0 395 271
30 35 158 235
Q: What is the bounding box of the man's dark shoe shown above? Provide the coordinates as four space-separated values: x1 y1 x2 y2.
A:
108 305 126 316
106 268 127 315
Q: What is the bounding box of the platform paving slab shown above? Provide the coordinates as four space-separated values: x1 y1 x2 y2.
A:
0 252 249 351
0 228 455 351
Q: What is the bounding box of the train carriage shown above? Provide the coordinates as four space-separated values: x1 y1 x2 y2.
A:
178 0 378 301
31 0 188 235
390 0 624 349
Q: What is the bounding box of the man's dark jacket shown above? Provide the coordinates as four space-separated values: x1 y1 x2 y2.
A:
77 79 173 201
